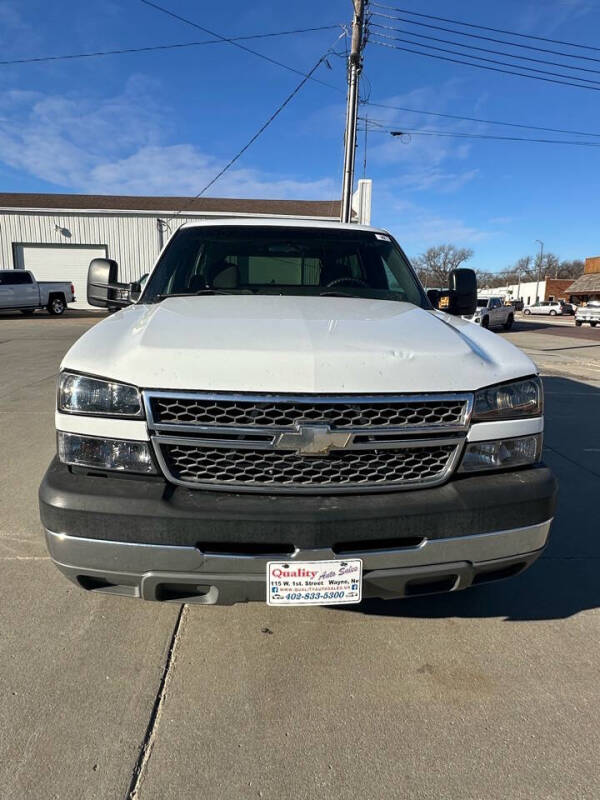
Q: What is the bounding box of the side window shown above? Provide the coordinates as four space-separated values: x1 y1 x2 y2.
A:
383 262 402 291
1 271 33 285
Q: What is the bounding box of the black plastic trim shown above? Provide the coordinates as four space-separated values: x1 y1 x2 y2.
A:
39 457 557 550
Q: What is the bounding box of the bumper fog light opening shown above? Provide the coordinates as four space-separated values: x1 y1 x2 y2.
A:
459 434 542 473
57 431 157 474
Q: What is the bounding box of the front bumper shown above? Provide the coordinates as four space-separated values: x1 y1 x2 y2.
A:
45 523 550 604
39 459 557 604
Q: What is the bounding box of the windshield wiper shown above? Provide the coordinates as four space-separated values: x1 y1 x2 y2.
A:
318 291 363 299
154 289 238 302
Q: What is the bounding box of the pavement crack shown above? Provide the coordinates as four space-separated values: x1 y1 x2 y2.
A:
544 444 600 479
125 604 187 800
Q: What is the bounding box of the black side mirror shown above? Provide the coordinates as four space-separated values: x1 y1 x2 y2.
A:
129 273 148 303
87 258 132 309
129 281 142 302
447 268 477 316
426 288 441 308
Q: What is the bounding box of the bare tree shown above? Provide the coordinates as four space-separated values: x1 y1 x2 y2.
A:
413 244 474 288
556 259 584 279
477 270 510 289
505 253 583 282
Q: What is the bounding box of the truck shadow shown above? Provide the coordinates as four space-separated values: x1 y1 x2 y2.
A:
511 318 575 333
334 376 600 622
0 310 105 320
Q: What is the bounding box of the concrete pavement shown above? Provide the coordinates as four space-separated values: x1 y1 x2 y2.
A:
505 316 600 382
1 311 598 799
0 312 180 799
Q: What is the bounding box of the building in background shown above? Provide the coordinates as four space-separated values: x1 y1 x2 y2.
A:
0 192 355 309
566 256 600 304
478 278 574 305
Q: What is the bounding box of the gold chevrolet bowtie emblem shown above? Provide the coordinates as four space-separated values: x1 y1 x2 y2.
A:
273 424 353 456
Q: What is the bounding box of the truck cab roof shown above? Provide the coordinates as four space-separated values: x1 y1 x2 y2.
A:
179 217 389 234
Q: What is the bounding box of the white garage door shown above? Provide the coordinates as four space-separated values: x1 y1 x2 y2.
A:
16 244 108 310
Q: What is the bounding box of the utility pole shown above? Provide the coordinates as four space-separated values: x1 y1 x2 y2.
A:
341 0 366 223
535 239 544 303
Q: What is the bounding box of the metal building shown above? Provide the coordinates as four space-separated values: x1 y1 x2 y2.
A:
0 193 343 308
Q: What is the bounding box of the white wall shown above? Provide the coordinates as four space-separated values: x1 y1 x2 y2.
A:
479 280 546 304
0 208 342 286
0 210 207 284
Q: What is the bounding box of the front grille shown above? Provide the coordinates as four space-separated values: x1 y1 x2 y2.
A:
150 395 467 429
146 391 472 493
159 442 458 491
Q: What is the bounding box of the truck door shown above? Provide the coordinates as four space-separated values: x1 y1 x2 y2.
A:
0 270 38 309
15 271 38 307
488 297 502 326
0 271 17 308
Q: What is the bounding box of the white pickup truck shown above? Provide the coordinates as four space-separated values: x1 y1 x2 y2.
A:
39 220 556 606
575 301 600 327
0 270 75 315
463 296 515 330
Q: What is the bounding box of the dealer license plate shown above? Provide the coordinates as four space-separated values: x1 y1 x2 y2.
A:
267 559 362 606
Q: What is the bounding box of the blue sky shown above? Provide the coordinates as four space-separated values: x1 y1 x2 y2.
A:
1 0 599 270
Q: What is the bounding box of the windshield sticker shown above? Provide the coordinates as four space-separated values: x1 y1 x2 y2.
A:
375 233 391 241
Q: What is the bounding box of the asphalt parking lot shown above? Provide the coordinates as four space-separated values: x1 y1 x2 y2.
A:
1 311 599 799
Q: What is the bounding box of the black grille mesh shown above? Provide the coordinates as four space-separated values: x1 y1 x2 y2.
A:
161 443 456 489
152 397 466 429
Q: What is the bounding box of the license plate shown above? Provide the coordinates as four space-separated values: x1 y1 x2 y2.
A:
267 559 362 606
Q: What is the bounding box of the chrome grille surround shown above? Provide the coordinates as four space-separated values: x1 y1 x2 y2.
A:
144 391 473 494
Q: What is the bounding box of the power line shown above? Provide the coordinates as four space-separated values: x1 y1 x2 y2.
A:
371 2 600 54
360 121 600 146
369 9 600 65
169 44 339 219
0 25 342 66
371 39 600 91
370 22 600 76
369 30 600 86
361 100 600 138
140 0 343 92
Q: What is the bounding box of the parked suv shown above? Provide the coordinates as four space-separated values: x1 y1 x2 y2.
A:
523 301 563 316
39 220 556 606
559 300 576 315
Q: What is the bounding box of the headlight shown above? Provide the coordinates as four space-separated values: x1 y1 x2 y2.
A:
58 372 143 417
459 434 542 473
58 432 156 474
473 377 542 421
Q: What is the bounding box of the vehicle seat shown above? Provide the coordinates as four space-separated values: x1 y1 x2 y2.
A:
188 261 239 291
205 260 239 289
320 258 353 286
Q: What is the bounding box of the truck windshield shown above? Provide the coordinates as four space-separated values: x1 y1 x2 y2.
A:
142 226 427 307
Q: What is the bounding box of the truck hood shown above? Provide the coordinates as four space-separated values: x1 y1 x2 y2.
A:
63 296 536 393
